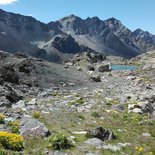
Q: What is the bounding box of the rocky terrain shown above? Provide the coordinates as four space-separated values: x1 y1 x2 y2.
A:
0 9 155 62
0 49 155 155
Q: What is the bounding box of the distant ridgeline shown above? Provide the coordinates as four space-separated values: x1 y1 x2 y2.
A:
0 9 155 62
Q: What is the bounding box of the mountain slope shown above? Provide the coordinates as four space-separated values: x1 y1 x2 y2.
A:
54 15 155 58
0 9 155 61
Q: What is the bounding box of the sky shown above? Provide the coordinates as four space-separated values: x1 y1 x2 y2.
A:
0 0 155 34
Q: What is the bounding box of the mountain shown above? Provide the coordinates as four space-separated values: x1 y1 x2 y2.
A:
55 15 155 58
0 9 155 62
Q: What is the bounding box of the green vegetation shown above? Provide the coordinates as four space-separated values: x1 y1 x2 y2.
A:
7 121 20 133
68 97 85 106
106 99 119 106
91 112 100 118
32 111 41 119
49 132 73 150
0 132 24 151
0 148 6 155
0 114 5 124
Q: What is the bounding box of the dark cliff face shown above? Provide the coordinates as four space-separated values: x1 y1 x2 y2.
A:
0 9 154 62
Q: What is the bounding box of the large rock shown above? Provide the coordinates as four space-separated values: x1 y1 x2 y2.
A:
86 127 116 141
90 75 101 82
20 115 51 138
0 66 19 84
84 138 103 148
87 65 95 71
87 53 106 63
97 65 111 72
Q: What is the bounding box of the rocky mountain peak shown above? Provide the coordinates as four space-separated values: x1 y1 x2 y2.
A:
59 14 82 23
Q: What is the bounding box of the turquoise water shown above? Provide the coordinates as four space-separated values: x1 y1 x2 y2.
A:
111 65 137 71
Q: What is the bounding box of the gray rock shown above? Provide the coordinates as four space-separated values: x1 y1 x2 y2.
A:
142 133 151 137
12 100 26 109
51 151 68 155
129 108 143 114
84 138 103 147
102 144 121 151
86 127 116 141
87 65 95 71
97 65 111 72
20 115 51 138
112 104 124 111
102 143 130 152
138 101 154 114
26 98 38 106
90 75 101 82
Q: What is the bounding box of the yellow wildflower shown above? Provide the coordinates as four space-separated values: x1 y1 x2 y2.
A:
138 147 143 153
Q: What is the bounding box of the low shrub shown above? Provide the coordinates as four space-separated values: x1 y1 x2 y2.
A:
91 112 100 117
49 132 73 150
0 114 5 124
8 121 20 133
32 111 41 119
0 132 24 151
0 148 6 155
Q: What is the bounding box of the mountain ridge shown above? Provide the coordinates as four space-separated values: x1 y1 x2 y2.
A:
0 9 155 62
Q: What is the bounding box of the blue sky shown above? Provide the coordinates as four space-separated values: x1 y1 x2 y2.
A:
0 0 155 34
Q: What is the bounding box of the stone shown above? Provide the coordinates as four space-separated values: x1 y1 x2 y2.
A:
20 115 51 138
97 65 111 72
102 143 130 152
129 108 143 114
26 98 38 106
90 75 101 82
127 76 136 80
128 104 141 110
12 100 26 109
53 151 68 155
84 138 103 147
87 65 95 71
112 104 124 111
138 101 154 114
0 66 19 84
102 144 121 151
142 133 151 137
77 66 82 71
86 127 116 141
72 131 87 135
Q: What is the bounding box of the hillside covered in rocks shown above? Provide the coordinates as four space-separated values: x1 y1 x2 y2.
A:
0 49 155 154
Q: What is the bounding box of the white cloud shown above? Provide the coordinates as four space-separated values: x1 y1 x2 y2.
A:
0 0 17 5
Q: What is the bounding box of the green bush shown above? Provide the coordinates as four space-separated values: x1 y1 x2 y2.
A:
49 132 73 150
8 121 20 133
32 111 41 119
0 132 24 151
0 114 5 124
91 112 100 118
0 148 6 155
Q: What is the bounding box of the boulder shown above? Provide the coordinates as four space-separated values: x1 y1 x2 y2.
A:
84 138 103 147
87 65 95 71
0 66 19 84
86 127 116 141
87 53 106 63
90 75 101 82
97 65 111 72
26 98 38 106
20 115 51 138
112 104 124 111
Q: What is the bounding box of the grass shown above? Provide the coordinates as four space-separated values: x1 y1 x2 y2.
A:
68 97 85 106
19 90 155 155
22 109 155 155
106 99 120 106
